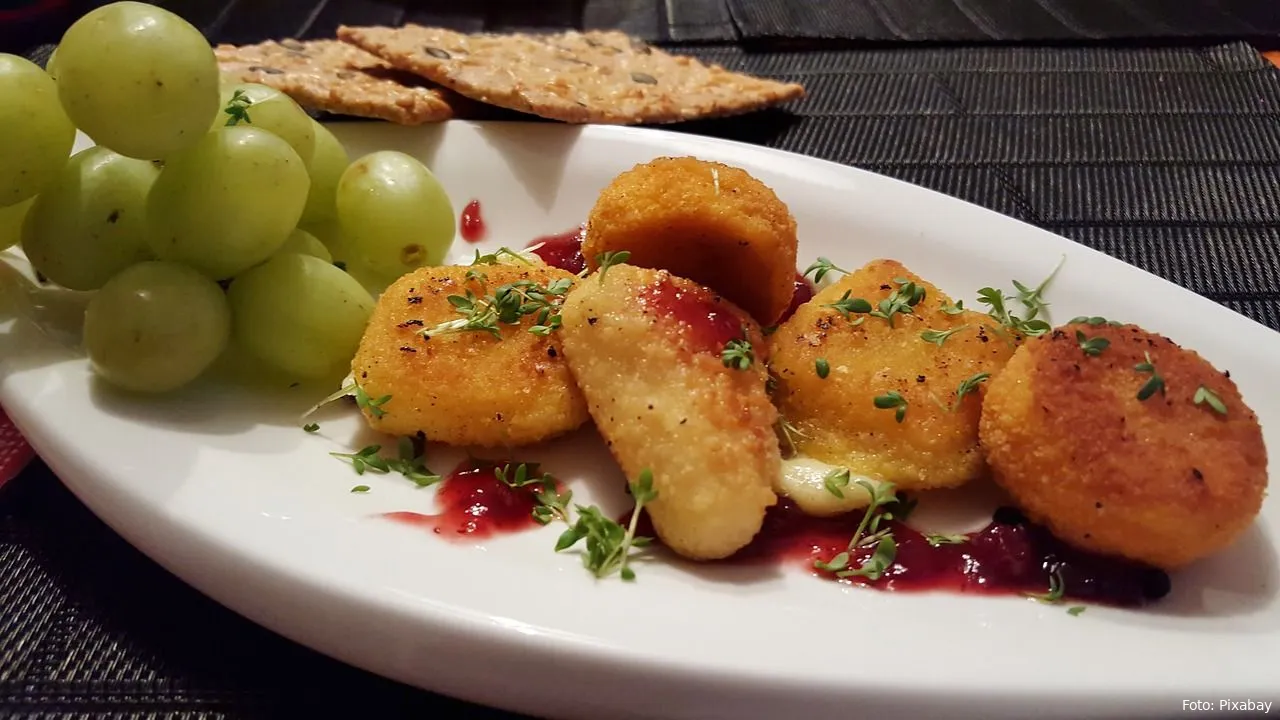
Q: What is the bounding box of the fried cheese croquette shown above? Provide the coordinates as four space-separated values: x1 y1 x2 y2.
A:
769 259 1016 510
558 264 780 560
582 156 798 326
980 321 1268 570
350 263 589 447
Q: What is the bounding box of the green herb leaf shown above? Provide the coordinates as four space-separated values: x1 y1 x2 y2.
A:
1193 385 1227 415
351 484 371 494
1075 330 1111 357
873 391 908 423
921 325 967 347
815 357 830 379
940 300 966 315
595 251 631 283
823 290 873 321
721 335 754 371
222 88 253 126
952 372 991 411
814 552 850 572
823 468 851 498
1134 352 1166 401
1067 605 1086 616
354 386 392 419
924 533 968 547
302 422 319 433
802 257 850 285
470 246 532 267
836 535 897 580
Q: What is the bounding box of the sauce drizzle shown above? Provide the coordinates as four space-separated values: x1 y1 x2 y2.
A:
460 199 487 243
526 225 586 274
382 459 551 540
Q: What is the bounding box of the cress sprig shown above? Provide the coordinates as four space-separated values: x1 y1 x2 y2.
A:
331 436 442 487
495 462 658 581
423 275 573 340
814 476 906 581
223 89 253 126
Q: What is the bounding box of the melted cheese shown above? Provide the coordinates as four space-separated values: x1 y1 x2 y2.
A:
776 455 888 517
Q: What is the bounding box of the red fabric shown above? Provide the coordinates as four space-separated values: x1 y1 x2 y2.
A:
0 406 34 489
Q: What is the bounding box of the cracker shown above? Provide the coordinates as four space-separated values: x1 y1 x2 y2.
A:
214 38 460 125
336 26 806 125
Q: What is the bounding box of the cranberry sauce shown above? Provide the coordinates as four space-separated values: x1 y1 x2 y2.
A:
382 459 553 540
734 501 1169 607
777 273 816 325
640 277 747 355
526 226 586 274
459 199 487 243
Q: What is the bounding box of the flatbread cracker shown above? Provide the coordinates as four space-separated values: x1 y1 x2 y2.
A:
214 38 460 125
336 26 806 125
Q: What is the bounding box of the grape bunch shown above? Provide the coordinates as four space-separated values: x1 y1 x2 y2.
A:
0 1 456 393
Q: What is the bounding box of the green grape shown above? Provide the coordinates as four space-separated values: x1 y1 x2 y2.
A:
147 126 310 280
22 146 157 291
300 121 349 226
0 198 34 252
227 253 374 381
0 54 75 207
336 150 455 280
44 48 58 80
217 83 315 164
84 261 231 393
275 228 332 263
55 1 219 160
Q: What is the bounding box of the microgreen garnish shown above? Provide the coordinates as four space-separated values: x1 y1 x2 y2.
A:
1024 567 1066 604
815 358 830 379
874 391 908 422
470 246 532 267
223 89 253 126
424 276 572 340
556 469 657 580
331 445 390 475
952 372 990 411
925 533 968 547
351 485 370 493
303 422 319 433
595 251 630 283
823 468 852 498
776 417 807 458
869 278 926 328
976 287 1051 338
1194 385 1227 415
494 462 572 525
721 335 754 371
921 326 967 347
823 290 872 322
331 439 442 487
1070 316 1123 327
1135 352 1166 401
802 257 851 285
814 480 902 581
1012 256 1063 322
354 386 392 419
1067 606 1086 616
1075 330 1110 357
299 379 358 421
940 300 966 315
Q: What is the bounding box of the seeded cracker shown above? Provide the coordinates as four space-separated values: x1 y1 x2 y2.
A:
336 26 806 124
214 39 461 125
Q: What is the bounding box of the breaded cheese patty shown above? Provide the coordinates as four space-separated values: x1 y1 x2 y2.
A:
769 259 1016 502
351 263 589 447
558 264 780 561
582 156 798 326
980 321 1268 570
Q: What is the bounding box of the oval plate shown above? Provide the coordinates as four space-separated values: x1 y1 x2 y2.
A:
1 121 1277 720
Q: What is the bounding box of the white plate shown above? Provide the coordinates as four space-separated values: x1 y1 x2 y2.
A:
1 121 1277 720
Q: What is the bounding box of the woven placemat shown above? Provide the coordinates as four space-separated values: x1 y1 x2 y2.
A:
727 0 1280 42
4 15 1280 719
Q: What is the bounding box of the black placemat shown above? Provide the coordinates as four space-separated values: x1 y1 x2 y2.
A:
5 8 1280 717
727 0 1280 43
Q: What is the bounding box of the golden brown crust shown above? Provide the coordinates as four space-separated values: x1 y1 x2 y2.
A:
769 259 1016 490
336 26 805 125
979 322 1268 569
214 39 461 125
351 264 589 446
558 264 779 560
582 156 798 326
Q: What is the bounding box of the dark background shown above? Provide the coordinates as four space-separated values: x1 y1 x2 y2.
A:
3 1 1280 718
